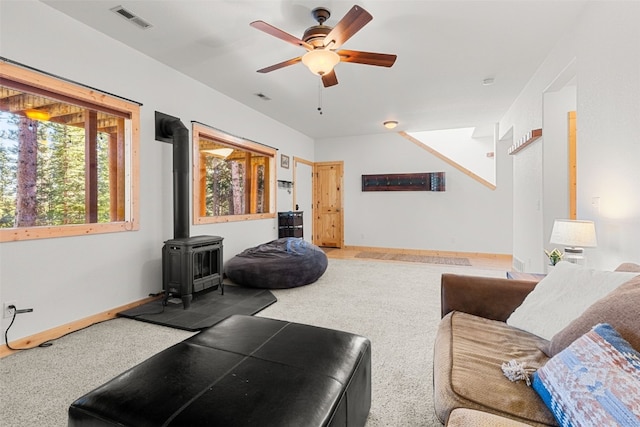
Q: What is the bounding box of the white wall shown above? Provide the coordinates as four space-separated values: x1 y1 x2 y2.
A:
576 2 640 269
0 0 314 340
543 85 576 259
501 1 640 270
511 141 544 272
512 85 577 274
315 132 513 254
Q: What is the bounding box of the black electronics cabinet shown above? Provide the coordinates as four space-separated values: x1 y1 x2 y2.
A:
278 211 303 238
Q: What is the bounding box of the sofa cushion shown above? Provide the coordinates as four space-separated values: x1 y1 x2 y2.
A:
506 261 637 340
447 408 537 427
614 262 640 272
434 311 557 426
533 323 640 426
549 274 640 356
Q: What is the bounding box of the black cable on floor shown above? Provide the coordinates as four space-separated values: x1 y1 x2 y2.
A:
129 300 166 317
4 310 113 352
3 309 51 351
4 294 168 351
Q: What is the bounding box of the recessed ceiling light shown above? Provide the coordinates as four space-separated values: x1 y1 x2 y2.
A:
383 120 398 129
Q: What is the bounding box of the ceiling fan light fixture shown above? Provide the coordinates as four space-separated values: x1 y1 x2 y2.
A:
301 49 340 76
383 120 398 129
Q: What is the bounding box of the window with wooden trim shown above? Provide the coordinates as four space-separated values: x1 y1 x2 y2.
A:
192 123 275 224
0 61 139 242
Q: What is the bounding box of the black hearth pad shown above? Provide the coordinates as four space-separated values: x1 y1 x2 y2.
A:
117 285 277 331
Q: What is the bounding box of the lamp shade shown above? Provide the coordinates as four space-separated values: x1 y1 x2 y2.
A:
550 219 597 248
301 49 340 76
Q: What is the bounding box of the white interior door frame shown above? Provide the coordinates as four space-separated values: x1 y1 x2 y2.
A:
293 156 313 242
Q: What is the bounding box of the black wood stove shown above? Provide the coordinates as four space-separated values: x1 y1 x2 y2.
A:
162 235 223 309
156 112 224 309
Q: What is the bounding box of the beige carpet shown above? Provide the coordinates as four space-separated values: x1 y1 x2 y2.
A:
355 251 472 266
259 259 502 426
0 258 504 427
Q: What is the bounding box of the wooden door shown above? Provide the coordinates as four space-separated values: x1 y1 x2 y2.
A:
313 162 344 248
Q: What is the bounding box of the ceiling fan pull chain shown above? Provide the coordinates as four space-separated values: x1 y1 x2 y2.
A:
317 82 323 115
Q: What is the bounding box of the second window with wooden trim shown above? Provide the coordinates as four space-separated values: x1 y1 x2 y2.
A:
192 123 276 224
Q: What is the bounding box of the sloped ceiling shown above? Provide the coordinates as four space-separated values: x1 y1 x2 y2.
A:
40 0 587 139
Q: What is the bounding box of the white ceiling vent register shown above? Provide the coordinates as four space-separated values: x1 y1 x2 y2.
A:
110 6 152 29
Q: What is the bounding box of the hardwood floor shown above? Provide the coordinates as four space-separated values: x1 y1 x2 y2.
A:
322 245 512 271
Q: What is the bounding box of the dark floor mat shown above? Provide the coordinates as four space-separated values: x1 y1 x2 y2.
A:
117 285 277 331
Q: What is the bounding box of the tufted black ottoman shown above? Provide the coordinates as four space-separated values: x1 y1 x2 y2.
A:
68 315 371 427
225 238 328 289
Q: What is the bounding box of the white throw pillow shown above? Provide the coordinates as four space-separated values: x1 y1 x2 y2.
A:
506 261 637 340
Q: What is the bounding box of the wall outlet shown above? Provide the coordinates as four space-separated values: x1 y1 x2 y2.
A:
3 301 17 318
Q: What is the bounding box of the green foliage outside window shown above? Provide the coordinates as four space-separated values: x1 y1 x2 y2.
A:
205 157 244 216
0 112 111 227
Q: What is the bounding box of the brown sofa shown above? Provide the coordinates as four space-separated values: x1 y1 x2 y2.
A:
433 263 640 426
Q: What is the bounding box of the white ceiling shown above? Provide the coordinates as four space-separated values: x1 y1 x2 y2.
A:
40 0 587 139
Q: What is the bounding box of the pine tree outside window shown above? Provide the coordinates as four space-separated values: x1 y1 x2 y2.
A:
0 61 140 242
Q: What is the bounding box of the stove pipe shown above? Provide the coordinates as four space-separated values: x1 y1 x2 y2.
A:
155 112 189 240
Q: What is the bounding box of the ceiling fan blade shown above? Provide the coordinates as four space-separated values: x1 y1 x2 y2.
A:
250 20 313 51
338 50 397 67
322 5 373 50
322 70 339 88
257 57 302 73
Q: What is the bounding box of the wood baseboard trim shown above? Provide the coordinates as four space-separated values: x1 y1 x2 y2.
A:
0 295 161 359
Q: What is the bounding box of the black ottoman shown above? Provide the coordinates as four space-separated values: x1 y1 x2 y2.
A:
225 238 328 289
68 315 371 427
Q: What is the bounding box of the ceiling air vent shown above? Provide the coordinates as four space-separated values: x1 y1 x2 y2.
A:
110 6 152 29
254 93 272 101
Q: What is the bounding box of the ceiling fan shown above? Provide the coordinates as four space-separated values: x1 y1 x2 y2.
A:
250 5 397 87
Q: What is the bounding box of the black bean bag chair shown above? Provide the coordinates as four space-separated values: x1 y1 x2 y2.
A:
225 238 328 289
